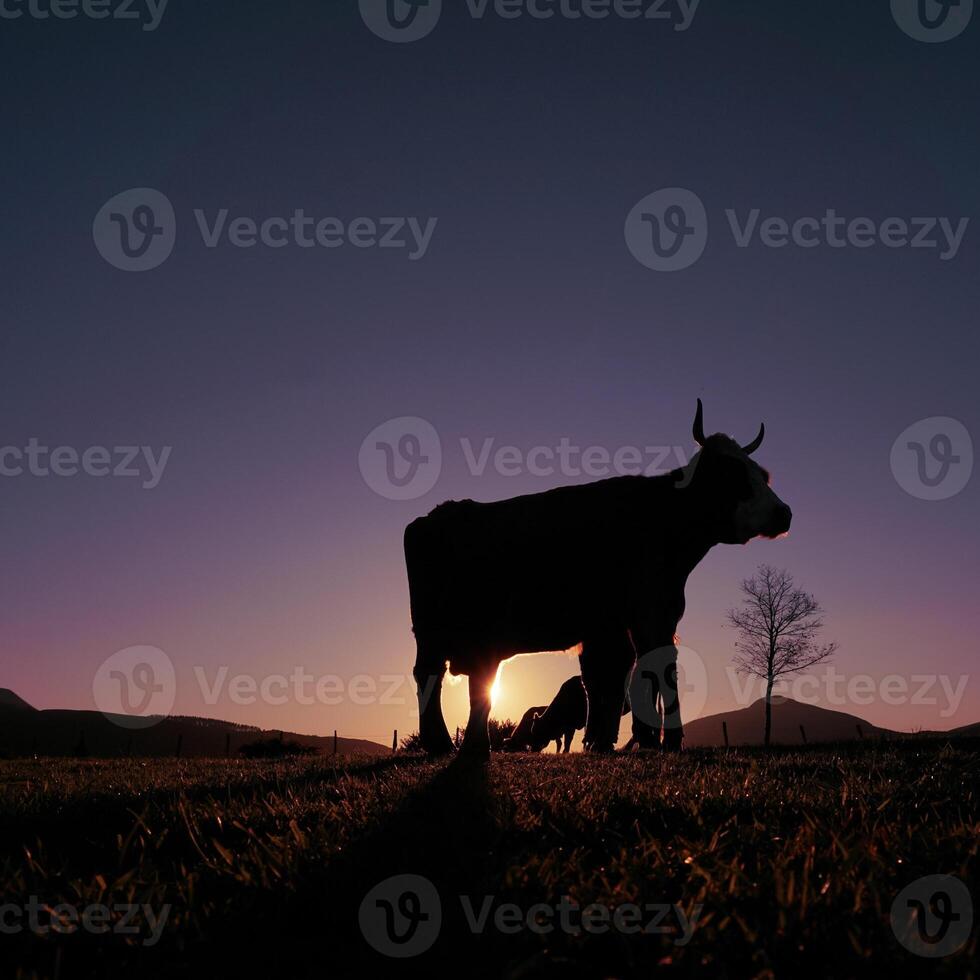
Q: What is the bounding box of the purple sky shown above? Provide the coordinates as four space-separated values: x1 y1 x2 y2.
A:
2 2 978 745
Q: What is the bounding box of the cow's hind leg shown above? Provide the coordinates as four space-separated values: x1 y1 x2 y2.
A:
461 658 499 760
413 638 454 756
580 630 635 753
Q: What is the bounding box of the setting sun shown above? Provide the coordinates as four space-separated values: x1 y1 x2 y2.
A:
489 668 503 706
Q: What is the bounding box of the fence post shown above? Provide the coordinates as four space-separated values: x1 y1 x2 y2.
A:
722 721 729 748
175 734 183 758
799 725 807 745
392 730 398 752
333 730 338 756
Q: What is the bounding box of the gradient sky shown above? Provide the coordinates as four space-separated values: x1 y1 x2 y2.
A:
2 1 978 746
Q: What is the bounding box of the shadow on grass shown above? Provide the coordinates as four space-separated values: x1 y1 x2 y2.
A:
176 754 504 980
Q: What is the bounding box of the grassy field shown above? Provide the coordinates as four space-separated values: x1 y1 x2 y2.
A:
1 742 976 979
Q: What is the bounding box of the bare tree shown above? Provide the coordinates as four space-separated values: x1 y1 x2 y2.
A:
727 565 837 746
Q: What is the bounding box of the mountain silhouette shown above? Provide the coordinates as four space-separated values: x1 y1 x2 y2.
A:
682 696 895 746
0 692 389 759
916 720 980 738
0 689 36 711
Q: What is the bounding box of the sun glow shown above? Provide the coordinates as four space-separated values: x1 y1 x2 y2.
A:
489 667 503 706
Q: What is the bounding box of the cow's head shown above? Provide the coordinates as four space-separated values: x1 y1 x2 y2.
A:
502 713 539 752
683 399 792 545
527 716 551 752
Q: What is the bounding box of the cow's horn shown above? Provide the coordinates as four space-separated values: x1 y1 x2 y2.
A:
693 399 706 447
742 423 765 455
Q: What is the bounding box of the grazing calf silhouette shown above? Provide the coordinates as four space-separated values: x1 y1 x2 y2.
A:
407 401 791 758
502 704 548 752
505 677 588 753
531 677 587 753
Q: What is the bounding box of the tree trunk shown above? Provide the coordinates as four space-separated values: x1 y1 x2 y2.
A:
764 675 774 747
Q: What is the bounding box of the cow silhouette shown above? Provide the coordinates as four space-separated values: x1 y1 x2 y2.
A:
502 704 548 752
503 677 587 753
406 401 792 758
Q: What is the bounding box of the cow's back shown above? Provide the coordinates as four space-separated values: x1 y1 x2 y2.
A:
532 677 588 743
404 478 647 653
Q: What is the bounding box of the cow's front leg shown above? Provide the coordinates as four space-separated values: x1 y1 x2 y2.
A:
630 599 685 752
580 630 635 753
461 659 498 759
629 640 684 751
660 655 683 751
629 661 662 749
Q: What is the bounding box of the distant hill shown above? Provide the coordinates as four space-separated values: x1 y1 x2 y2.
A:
0 689 36 711
914 720 980 739
0 692 390 759
683 697 896 747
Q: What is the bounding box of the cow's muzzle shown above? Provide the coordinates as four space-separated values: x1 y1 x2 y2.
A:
763 503 792 538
